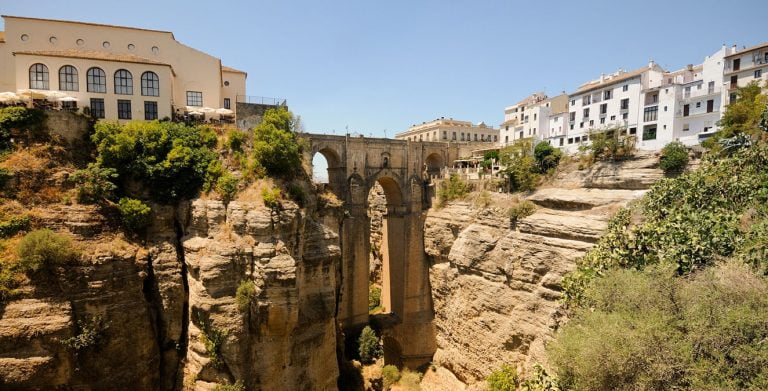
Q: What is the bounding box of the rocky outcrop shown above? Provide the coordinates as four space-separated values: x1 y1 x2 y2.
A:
368 183 386 285
425 154 664 387
179 199 341 390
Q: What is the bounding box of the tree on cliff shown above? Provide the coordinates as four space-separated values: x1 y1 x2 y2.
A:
251 107 304 178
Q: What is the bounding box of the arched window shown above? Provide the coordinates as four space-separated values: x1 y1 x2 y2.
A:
140 71 159 96
59 65 79 91
114 69 133 95
29 63 49 90
86 67 106 93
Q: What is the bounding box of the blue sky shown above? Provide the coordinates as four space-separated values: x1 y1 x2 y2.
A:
2 0 766 180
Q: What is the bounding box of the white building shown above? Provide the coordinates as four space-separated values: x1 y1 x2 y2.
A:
723 43 768 104
499 92 567 147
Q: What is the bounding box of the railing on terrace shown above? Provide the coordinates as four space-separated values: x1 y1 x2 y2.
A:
236 95 287 106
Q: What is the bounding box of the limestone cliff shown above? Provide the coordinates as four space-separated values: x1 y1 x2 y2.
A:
423 154 664 388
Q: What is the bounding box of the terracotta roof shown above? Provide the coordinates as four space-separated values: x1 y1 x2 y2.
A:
13 49 171 67
725 42 768 58
574 67 647 94
2 15 173 36
222 65 247 75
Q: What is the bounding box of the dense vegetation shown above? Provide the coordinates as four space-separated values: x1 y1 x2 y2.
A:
659 141 689 173
357 325 382 364
0 107 45 148
548 83 768 390
437 174 472 203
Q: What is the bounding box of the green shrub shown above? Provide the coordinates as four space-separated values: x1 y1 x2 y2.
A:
369 284 382 312
287 184 306 207
0 215 30 238
213 381 245 391
437 174 472 203
357 325 382 364
261 186 282 209
399 369 423 390
91 121 218 203
216 173 240 204
226 129 248 152
586 128 636 161
520 364 561 391
534 141 562 174
550 263 768 391
487 364 518 391
235 280 258 313
251 108 304 178
199 321 228 368
507 200 536 222
714 81 768 143
70 163 118 203
62 314 109 352
382 365 401 390
117 198 151 233
500 139 540 192
17 229 78 273
659 141 689 173
0 107 45 147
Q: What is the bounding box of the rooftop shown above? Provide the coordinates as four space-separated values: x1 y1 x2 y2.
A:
573 66 650 95
725 42 768 58
13 49 172 68
222 65 247 75
2 15 174 37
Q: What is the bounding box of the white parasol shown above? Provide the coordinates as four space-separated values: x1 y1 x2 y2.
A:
59 96 79 102
216 108 234 116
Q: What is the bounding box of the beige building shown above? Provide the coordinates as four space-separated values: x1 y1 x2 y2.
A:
500 92 568 146
0 15 247 121
395 117 499 143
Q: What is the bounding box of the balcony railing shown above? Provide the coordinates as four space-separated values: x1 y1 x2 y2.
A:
236 95 287 106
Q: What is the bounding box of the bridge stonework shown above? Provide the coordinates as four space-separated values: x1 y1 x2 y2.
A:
305 134 460 368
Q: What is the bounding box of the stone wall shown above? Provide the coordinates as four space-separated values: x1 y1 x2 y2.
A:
236 102 285 130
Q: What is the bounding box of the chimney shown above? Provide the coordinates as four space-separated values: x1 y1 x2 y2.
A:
686 64 693 71
600 73 605 82
648 60 656 69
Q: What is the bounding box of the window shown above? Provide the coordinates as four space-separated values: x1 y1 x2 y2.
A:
90 98 105 119
622 112 628 120
575 136 581 143
610 115 615 120
224 98 231 109
494 135 498 142
600 118 605 124
629 127 637 135
452 132 456 140
568 138 573 144
589 120 594 126
519 131 523 139
140 71 159 96
117 100 132 119
87 67 106 93
29 63 49 89
474 134 478 141
144 101 158 120
58 65 78 91
582 95 591 105
603 90 612 100
642 126 657 141
443 131 447 140
733 58 740 71
600 103 607 115
683 123 690 132
696 102 701 109
570 99 575 106
559 138 564 146
580 122 584 128
643 106 658 122
114 69 133 95
186 91 203 106
706 99 714 113
583 108 590 118
730 92 737 103
533 113 537 120
756 69 763 79
684 86 691 98
623 85 629 92
730 75 738 88
620 98 629 110
460 133 464 141
708 81 715 94
664 106 668 112
569 112 576 121
683 104 690 117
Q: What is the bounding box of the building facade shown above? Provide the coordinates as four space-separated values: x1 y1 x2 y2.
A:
501 43 757 153
395 117 499 144
0 15 247 121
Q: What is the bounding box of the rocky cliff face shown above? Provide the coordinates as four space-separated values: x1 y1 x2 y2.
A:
423 154 664 388
0 193 342 390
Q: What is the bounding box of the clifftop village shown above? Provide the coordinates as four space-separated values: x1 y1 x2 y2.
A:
1 15 766 178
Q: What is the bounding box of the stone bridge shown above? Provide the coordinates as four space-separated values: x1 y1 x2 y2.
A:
303 133 461 368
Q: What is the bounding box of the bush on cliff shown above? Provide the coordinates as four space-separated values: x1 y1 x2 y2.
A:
533 141 562 174
0 107 45 147
91 121 218 203
437 174 471 203
551 262 768 391
500 139 539 192
486 364 518 391
381 365 400 390
659 141 689 173
70 163 119 203
17 229 78 273
117 198 151 233
357 325 382 364
251 107 304 178
235 280 258 313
